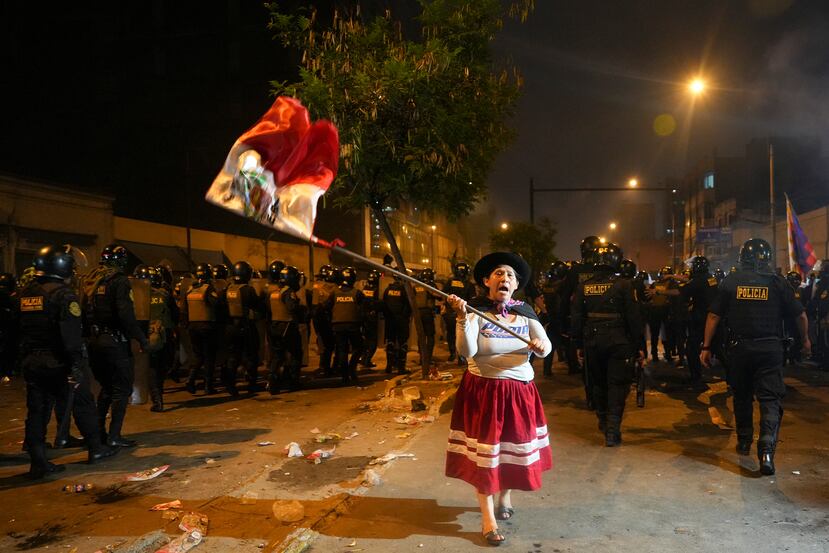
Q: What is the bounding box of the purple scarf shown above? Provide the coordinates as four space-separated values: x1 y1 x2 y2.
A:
491 298 521 318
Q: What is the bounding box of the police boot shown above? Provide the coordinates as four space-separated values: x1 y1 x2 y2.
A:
28 444 65 480
267 373 280 395
759 448 775 475
736 437 752 456
596 414 607 435
605 431 622 447
149 389 164 413
54 435 86 449
185 378 197 395
88 443 119 464
107 406 137 448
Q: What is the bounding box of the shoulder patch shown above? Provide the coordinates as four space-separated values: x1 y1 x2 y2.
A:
707 277 718 286
69 301 82 317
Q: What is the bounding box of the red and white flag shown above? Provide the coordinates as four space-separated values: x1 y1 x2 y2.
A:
205 97 339 241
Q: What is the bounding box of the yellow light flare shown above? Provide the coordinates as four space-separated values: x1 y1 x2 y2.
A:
689 78 706 95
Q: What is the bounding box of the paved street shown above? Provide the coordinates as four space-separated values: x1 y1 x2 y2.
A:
2 349 829 552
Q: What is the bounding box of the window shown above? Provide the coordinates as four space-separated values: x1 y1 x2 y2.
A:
703 172 714 189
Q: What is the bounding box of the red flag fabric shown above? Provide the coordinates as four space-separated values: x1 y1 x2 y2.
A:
205 97 338 241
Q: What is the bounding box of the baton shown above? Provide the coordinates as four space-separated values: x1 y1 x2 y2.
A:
56 383 76 444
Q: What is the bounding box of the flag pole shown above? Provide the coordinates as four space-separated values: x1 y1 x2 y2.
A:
311 236 533 345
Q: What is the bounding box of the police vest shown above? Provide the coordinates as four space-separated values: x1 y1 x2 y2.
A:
384 285 408 315
311 282 335 306
332 288 361 323
269 287 294 322
414 285 433 310
726 273 785 338
150 288 174 329
445 279 468 297
91 273 120 327
581 275 629 345
225 283 253 319
650 282 670 307
19 281 64 352
187 285 215 322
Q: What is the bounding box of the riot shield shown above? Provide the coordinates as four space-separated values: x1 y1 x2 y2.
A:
213 278 228 294
129 277 151 322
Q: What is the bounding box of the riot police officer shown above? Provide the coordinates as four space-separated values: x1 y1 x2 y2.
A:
0 272 18 378
224 261 264 392
441 262 475 364
783 271 808 365
561 236 601 377
384 275 412 374
701 238 808 475
807 261 829 367
85 244 148 448
141 266 178 411
266 264 305 393
327 267 364 385
539 261 569 377
212 264 230 282
21 245 117 478
571 243 643 446
647 266 677 363
713 268 726 284
359 269 382 368
310 264 337 376
414 269 440 373
185 263 231 395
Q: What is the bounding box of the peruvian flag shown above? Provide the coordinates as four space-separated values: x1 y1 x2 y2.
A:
785 193 817 278
205 97 339 242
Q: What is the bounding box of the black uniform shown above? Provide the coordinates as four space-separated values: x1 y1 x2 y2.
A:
560 261 595 375
784 285 808 364
328 285 365 384
19 279 104 475
185 282 230 394
310 280 337 375
413 284 438 369
669 282 689 364
359 284 381 367
807 280 829 366
709 270 803 454
87 269 148 445
147 285 178 411
223 283 263 390
680 274 718 382
571 271 643 442
266 285 304 392
647 278 676 362
539 279 566 376
0 286 18 377
440 277 475 362
383 280 412 373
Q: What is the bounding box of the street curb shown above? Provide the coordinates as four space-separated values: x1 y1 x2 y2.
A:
272 373 460 552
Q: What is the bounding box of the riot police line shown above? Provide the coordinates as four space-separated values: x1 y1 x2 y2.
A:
0 244 482 479
533 235 813 476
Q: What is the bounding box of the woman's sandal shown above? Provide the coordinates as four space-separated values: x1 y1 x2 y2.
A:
496 506 515 521
483 529 506 546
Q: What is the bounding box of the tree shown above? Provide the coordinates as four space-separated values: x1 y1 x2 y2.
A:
489 217 557 277
267 1 532 376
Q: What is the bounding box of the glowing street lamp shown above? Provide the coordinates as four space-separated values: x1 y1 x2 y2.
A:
609 222 617 230
599 236 607 244
689 78 706 96
628 178 638 188
501 222 509 230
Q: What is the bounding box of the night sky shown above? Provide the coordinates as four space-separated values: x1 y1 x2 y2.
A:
3 1 828 261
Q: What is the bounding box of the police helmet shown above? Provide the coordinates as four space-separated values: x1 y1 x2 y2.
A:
420 268 436 285
100 243 128 270
34 245 77 280
318 264 334 281
279 265 302 291
195 263 213 283
0 273 16 293
328 266 342 284
786 271 802 288
690 256 710 277
634 270 649 283
232 261 253 284
580 236 602 263
268 260 286 283
146 266 162 287
619 258 636 279
340 266 357 287
545 261 569 282
212 264 229 280
593 243 623 272
366 269 381 286
156 265 173 287
738 238 773 272
713 268 725 282
133 265 150 279
453 262 470 279
657 265 674 279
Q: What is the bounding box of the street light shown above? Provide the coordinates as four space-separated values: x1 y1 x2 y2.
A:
501 222 509 230
599 236 607 244
628 178 638 188
688 78 706 96
609 222 617 230
429 225 437 271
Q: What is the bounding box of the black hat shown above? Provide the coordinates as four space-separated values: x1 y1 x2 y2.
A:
473 252 531 290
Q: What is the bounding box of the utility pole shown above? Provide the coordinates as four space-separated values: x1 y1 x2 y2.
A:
769 141 776 269
529 178 535 225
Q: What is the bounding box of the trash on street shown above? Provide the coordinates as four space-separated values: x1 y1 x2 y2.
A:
284 442 304 457
125 465 170 481
150 499 183 511
370 452 415 465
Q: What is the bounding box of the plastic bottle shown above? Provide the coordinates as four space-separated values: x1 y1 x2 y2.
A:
63 483 93 493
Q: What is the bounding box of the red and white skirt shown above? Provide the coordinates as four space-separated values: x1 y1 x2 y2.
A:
445 372 552 495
